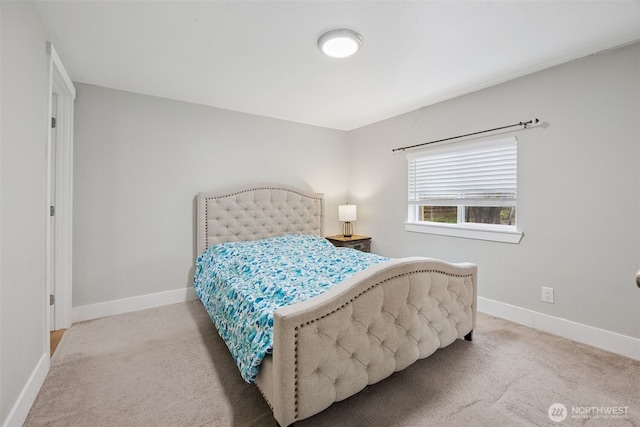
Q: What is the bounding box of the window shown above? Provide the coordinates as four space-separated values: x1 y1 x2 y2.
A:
405 137 523 243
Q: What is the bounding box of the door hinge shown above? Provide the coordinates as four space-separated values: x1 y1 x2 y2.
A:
50 205 55 216
51 117 57 128
50 294 55 305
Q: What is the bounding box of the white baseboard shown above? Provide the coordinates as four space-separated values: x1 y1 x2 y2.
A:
72 287 198 323
71 291 639 360
477 296 640 361
2 353 49 427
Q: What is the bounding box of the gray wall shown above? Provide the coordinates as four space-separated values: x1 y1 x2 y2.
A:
72 84 349 307
0 2 50 424
348 42 640 339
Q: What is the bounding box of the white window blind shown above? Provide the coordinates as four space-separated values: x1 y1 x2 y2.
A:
408 137 517 207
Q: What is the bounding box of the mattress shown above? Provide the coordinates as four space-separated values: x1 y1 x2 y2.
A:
193 233 389 382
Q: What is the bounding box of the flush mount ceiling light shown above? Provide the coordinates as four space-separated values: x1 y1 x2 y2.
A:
317 28 363 58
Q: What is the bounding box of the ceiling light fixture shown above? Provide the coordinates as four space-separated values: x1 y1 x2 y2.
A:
317 28 363 58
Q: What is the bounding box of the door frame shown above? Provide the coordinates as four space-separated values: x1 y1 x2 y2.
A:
46 42 75 335
48 92 58 331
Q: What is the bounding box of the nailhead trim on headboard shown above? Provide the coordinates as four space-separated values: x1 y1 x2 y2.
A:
197 184 324 255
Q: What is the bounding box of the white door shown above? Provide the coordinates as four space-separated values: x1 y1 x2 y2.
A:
46 43 75 335
48 93 58 331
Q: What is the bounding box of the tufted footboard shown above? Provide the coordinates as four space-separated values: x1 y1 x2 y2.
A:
255 257 477 426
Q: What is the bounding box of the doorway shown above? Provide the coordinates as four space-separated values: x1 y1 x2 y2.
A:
46 42 75 351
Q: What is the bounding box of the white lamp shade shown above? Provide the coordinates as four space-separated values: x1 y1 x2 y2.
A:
338 204 357 222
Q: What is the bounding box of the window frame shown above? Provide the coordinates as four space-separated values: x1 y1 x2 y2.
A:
405 137 523 244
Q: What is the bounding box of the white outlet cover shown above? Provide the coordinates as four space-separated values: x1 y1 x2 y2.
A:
542 287 554 303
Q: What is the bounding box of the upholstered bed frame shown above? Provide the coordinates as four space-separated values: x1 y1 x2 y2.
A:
196 184 477 426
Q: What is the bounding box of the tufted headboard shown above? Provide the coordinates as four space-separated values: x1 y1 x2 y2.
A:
196 184 324 256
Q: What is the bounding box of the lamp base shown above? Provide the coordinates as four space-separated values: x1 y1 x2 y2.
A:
342 221 353 238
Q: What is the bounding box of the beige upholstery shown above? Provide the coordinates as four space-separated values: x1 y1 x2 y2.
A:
196 184 477 427
260 257 476 426
196 184 323 255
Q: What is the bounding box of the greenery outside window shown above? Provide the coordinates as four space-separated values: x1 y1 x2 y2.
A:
406 137 523 243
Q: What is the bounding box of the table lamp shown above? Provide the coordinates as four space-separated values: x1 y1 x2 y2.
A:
338 204 357 237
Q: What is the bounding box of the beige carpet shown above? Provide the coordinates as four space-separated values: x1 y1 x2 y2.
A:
25 300 639 426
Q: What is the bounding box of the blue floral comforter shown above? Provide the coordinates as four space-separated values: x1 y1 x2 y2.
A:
193 234 389 383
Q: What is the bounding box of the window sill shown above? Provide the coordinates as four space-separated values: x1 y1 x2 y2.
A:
405 222 523 244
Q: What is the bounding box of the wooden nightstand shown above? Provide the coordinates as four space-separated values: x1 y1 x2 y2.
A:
325 235 371 253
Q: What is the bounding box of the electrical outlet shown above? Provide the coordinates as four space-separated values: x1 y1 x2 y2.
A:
541 286 554 304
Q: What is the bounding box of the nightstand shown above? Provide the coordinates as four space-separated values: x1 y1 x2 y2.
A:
325 235 371 253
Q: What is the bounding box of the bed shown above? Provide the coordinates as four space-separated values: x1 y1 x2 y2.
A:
194 183 477 426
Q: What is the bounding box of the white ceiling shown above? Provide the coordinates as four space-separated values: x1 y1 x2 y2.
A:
36 1 640 131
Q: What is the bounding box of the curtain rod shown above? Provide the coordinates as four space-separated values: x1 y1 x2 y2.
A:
391 118 540 153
